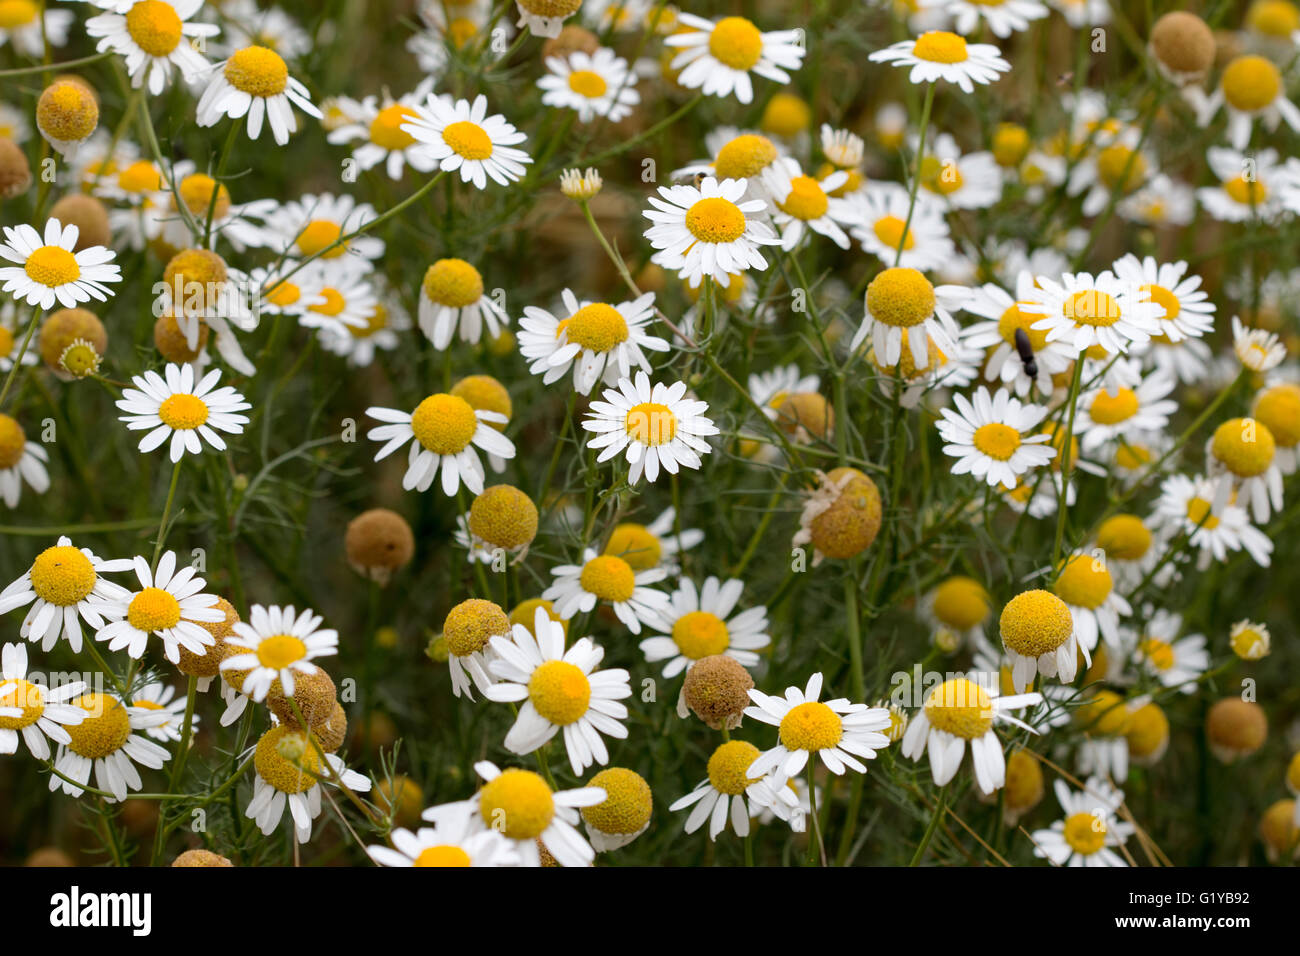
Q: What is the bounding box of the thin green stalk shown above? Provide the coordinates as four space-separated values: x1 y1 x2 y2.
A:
909 787 947 866
0 304 41 408
153 459 183 571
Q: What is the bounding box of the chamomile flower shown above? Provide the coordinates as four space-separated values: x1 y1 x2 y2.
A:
920 575 992 650
1067 140 1152 216
318 280 410 367
441 599 509 701
0 537 132 653
295 262 378 335
602 506 704 573
116 363 250 462
744 673 893 781
916 133 1003 210
245 724 370 843
1232 315 1286 372
869 31 1011 94
325 79 440 180
517 289 665 395
86 0 219 96
50 692 171 802
1032 777 1134 867
999 589 1084 692
673 129 786 200
946 0 1048 37
484 607 631 776
1018 270 1161 357
514 0 582 38
760 157 853 250
93 551 224 663
0 413 49 509
582 371 718 485
129 681 195 743
841 182 957 271
464 760 605 867
1193 54 1300 150
1153 473 1274 569
749 364 820 416
220 604 339 703
538 47 640 122
1252 381 1300 473
368 803 520 867
196 44 323 145
1229 619 1271 661
936 386 1055 488
850 265 967 371
900 672 1042 793
1198 148 1295 223
640 576 770 678
209 0 312 60
366 393 515 496
1133 610 1208 693
959 272 1072 396
0 219 121 310
668 740 798 840
1074 365 1178 452
665 14 805 105
0 1 72 56
401 93 532 189
1117 174 1195 226
1053 551 1132 652
1111 253 1216 343
1206 416 1284 522
262 193 384 265
643 176 779 288
0 642 86 761
543 547 671 634
415 258 506 349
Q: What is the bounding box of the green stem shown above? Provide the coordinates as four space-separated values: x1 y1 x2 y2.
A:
909 787 946 866
1050 352 1086 574
0 304 41 408
896 83 935 267
153 458 183 572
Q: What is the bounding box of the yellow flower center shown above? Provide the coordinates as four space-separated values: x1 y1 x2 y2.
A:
295 219 344 259
0 413 24 469
1063 289 1121 327
447 17 478 48
1115 442 1151 470
0 679 43 730
527 659 591 725
176 173 231 219
1140 637 1175 671
1126 702 1169 758
0 0 39 29
778 175 829 221
1230 623 1268 660
1185 496 1221 530
1095 144 1146 193
991 123 1030 167
579 555 636 603
308 288 345 318
157 393 210 430
924 678 994 739
603 523 662 571
413 845 472 866
29 545 96 606
672 610 730 659
708 16 763 71
451 374 511 428
582 767 652 834
255 634 307 669
1040 421 1079 471
997 303 1049 350
1000 588 1074 657
36 81 98 142
707 739 760 795
265 280 300 308
625 402 677 446
713 134 777 179
65 694 130 759
369 103 418 150
972 422 1022 461
567 69 608 98
871 215 915 250
125 0 184 57
921 156 966 195
127 587 182 632
444 598 509 656
1054 554 1113 610
1063 812 1107 855
1211 417 1275 476
1225 174 1267 205
24 246 80 288
1096 514 1151 560
1254 384 1300 447
779 700 844 751
410 393 479 455
1249 0 1300 35
1221 55 1281 112
254 726 321 794
224 45 289 97
1142 284 1180 322
1089 387 1139 425
478 768 554 839
0 326 12 359
117 159 162 193
422 258 484 308
443 120 493 160
912 30 970 64
554 302 628 353
685 197 747 244
931 576 989 630
866 267 935 328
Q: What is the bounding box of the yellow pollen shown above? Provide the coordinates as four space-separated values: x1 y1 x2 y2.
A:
931 576 989 630
972 422 1022 461
866 267 935 328
555 302 629 352
871 215 915 250
0 679 44 730
224 45 289 97
1142 284 1180 321
1140 637 1175 671
923 678 994 739
708 16 763 71
1063 289 1122 327
779 700 844 751
1254 384 1300 447
672 611 730 659
254 726 321 794
176 173 231 219
567 70 608 98
1224 175 1267 205
1095 144 1146 193
0 413 24 469
685 197 746 243
528 659 591 725
1185 496 1221 530
65 694 130 759
1089 387 1139 425
912 30 969 64
1054 554 1113 610
413 845 472 866
1000 589 1073 657
478 768 554 839
779 175 829 221
127 587 182 632
603 523 662 571
997 303 1049 350
295 220 344 259
1096 514 1151 560
1211 417 1275 476
0 0 39 29
24 246 80 288
579 555 636 603
1221 55 1281 112
157 393 210 430
410 393 479 455
29 545 96 606
1063 812 1106 855
707 739 760 795
125 1 184 57
369 103 418 150
713 134 777 179
117 160 162 193
625 402 677 446
255 634 307 669
443 120 493 160
422 258 484 308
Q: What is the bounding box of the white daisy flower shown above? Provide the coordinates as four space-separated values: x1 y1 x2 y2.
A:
244 724 370 843
294 261 378 336
665 14 805 105
115 363 251 462
1074 363 1178 452
93 551 224 663
461 760 605 867
517 289 667 395
514 0 581 38
209 0 312 60
195 44 323 145
640 576 770 678
0 2 72 56
0 642 86 761
820 123 865 170
1111 253 1215 344
1052 550 1133 653
840 181 957 271
644 176 779 288
582 371 719 485
542 546 671 635
1232 315 1286 372
1206 414 1285 522
848 264 968 371
86 0 218 96
1191 53 1300 150
1018 269 1161 357
416 257 508 350
916 132 1004 210
936 385 1055 488
401 93 532 190
1133 609 1208 693
50 692 171 803
318 277 411 367
1197 148 1296 223
369 803 521 867
484 606 631 776
365 392 515 497
0 537 132 653
946 0 1048 37
869 30 1011 94
325 78 441 180
220 604 339 703
959 272 1073 396
600 506 705 574
129 680 195 743
0 219 122 310
900 671 1042 793
1153 473 1274 569
261 192 384 265
1032 777 1134 867
0 413 49 509
745 673 893 782
760 157 853 249
538 47 640 122
749 364 820 415
668 739 799 841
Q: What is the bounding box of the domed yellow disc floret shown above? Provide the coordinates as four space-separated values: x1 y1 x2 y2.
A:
29 545 96 606
443 598 509 656
1096 514 1151 561
413 844 471 866
410 393 479 455
127 587 182 632
779 700 844 751
469 485 538 550
625 402 677 446
478 768 554 839
1089 387 1139 425
508 598 567 638
713 134 777 180
778 176 829 221
369 103 419 150
1253 384 1300 447
708 16 763 71
923 678 994 739
931 576 989 631
1075 689 1130 736
807 467 882 560
24 246 80 288
295 220 343 259
254 725 321 794
866 267 936 329
0 0 39 29
1063 811 1106 855
176 173 231 219
1003 748 1044 811
1287 751 1300 795
158 393 210 430
1126 702 1169 759
518 0 582 17
555 302 629 353
871 215 914 251
443 121 494 160
672 611 730 659
579 555 636 603
422 258 484 308
1095 145 1146 193
225 45 289 98
256 634 307 670
685 197 746 244
707 739 760 795
1229 620 1270 660
1221 55 1281 112
117 159 162 194
567 70 607 97
1053 554 1113 610
1210 417 1275 476
527 660 591 725
603 523 661 571
0 414 25 469
1225 173 1267 205
991 123 1030 167
65 694 129 759
912 31 969 63
761 92 811 138
1185 495 1220 530
37 80 98 143
999 589 1073 657
1063 289 1121 327
1139 636 1174 672
973 422 1021 461
996 303 1049 350
451 375 511 429
1248 0 1300 36
126 0 183 56
1206 697 1267 756
581 767 652 834
0 679 44 730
